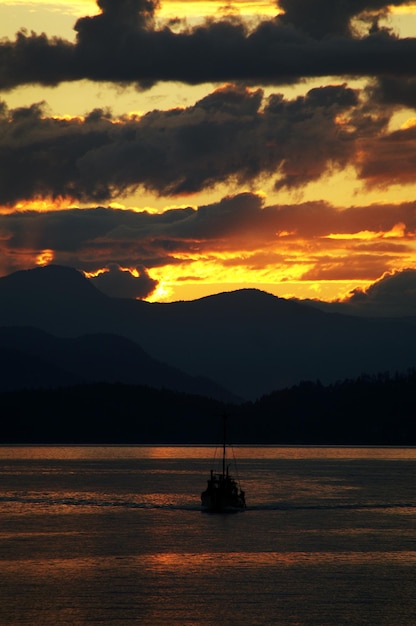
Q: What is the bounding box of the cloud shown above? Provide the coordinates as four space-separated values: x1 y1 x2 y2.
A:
0 31 75 90
277 0 404 39
344 268 416 315
89 263 158 298
0 0 416 90
0 195 268 268
305 268 416 316
1 192 416 291
0 83 370 204
1 4 414 207
80 0 159 32
367 76 416 108
2 193 416 259
2 0 416 310
356 124 416 187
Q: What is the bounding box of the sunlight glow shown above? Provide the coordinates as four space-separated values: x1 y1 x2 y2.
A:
3 0 278 23
389 3 416 14
146 250 327 302
0 198 75 214
146 276 376 304
327 223 407 241
401 117 416 130
36 249 54 266
1 0 97 15
157 0 278 24
83 268 108 279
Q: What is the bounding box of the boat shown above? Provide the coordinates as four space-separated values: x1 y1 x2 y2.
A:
201 414 246 512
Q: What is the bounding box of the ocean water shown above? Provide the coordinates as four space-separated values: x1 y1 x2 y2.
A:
1 446 415 625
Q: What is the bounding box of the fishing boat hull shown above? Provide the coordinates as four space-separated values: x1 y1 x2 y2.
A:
201 473 246 512
201 493 246 513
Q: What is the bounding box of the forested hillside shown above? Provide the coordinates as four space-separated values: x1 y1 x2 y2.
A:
2 370 416 444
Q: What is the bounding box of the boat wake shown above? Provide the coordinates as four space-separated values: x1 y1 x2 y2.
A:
1 495 415 512
250 502 416 512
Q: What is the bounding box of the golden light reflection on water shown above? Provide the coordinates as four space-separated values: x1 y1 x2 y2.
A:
1 447 416 625
143 551 416 570
4 550 416 578
1 446 416 460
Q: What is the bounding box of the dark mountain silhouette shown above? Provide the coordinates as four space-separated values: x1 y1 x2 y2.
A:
1 264 416 399
0 326 236 401
0 344 85 391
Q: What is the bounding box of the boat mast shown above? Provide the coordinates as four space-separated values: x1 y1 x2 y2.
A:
222 414 227 479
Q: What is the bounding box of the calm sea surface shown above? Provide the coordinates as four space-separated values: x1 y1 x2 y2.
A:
1 446 415 625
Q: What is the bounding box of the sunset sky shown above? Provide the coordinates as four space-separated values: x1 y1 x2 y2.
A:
2 0 416 309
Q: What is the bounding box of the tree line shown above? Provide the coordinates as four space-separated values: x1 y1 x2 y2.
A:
1 369 416 444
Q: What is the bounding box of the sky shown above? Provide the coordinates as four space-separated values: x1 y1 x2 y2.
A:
2 0 416 312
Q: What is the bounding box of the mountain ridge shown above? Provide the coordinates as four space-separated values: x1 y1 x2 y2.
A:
1 265 416 399
0 325 237 401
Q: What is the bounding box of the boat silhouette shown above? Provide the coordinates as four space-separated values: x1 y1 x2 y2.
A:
201 415 246 512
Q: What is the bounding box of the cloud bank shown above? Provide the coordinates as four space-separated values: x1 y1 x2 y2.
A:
0 78 411 206
2 0 416 310
0 84 362 204
1 0 415 207
1 192 416 305
0 0 416 91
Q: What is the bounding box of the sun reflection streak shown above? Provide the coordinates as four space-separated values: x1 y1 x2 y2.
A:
142 550 416 571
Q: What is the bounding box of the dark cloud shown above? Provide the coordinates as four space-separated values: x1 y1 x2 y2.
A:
0 0 415 90
0 103 114 204
367 76 416 108
277 0 406 39
0 195 266 268
306 268 416 316
79 0 159 33
0 204 199 277
161 193 265 241
344 268 416 315
356 124 416 187
2 193 416 259
89 263 158 298
0 84 365 204
0 30 75 90
1 192 416 274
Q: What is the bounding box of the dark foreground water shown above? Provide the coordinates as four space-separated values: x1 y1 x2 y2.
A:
1 446 415 625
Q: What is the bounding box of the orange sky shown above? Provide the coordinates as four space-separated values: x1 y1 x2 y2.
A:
2 1 416 305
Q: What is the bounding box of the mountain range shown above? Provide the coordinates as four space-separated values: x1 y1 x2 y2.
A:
0 326 236 401
1 265 416 400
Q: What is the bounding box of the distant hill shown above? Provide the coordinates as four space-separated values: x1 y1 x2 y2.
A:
1 265 416 399
0 326 237 401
